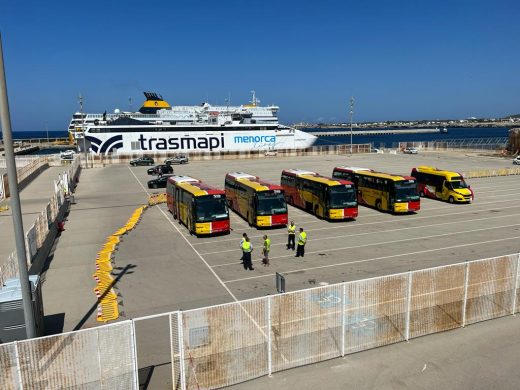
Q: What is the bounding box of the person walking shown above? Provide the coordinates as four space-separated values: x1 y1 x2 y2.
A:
286 221 296 250
295 228 307 258
262 235 271 266
239 233 248 263
242 237 254 270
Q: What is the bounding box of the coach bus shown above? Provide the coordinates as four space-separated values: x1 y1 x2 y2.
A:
411 166 473 203
280 169 358 220
332 166 420 213
225 172 288 227
167 175 230 236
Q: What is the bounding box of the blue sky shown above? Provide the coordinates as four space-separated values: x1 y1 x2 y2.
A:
1 0 519 131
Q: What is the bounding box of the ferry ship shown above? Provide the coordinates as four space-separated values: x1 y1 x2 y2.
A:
68 92 316 155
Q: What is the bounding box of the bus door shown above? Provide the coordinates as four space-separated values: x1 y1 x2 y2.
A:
434 176 444 200
442 180 453 201
173 187 180 219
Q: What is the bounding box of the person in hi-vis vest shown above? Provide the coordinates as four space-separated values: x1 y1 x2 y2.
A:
295 228 307 258
286 221 296 250
241 237 254 270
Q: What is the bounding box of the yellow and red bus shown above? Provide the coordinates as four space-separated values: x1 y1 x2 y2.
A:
167 175 230 236
225 172 288 227
332 166 420 213
411 166 473 203
280 169 358 220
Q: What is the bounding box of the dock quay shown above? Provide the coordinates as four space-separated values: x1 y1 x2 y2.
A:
1 150 520 389
308 128 441 137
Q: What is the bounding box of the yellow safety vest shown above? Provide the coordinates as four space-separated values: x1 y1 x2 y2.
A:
242 241 252 252
288 225 296 235
264 238 271 251
298 231 307 245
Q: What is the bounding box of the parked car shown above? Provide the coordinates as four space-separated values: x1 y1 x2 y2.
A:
370 148 383 153
60 149 76 160
147 164 174 175
513 156 520 165
164 154 189 165
403 147 418 154
129 156 154 166
148 174 175 189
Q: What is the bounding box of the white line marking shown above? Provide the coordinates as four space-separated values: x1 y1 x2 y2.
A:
195 201 520 246
201 211 520 256
223 235 520 283
214 222 520 268
127 167 239 301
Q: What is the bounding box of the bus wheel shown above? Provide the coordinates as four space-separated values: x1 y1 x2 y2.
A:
376 200 382 211
449 196 455 204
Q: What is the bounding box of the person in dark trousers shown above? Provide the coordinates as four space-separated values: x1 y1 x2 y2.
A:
262 235 271 266
239 233 248 263
286 221 296 250
295 228 307 258
242 237 254 270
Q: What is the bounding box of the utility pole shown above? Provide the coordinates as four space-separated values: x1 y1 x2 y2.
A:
0 32 36 338
349 97 355 155
79 94 88 168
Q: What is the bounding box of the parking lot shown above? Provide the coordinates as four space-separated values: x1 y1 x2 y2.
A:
119 151 520 309
37 150 519 388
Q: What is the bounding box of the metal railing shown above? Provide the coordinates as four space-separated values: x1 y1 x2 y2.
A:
397 138 508 151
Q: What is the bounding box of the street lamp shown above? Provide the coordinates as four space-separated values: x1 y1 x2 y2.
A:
79 94 88 169
349 97 355 155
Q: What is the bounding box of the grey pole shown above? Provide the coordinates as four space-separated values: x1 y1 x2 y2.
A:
349 97 354 155
0 32 36 338
79 94 88 168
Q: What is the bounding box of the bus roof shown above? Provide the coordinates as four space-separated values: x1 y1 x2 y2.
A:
282 169 352 187
414 166 464 180
334 166 373 173
335 167 414 182
226 172 283 192
168 175 224 197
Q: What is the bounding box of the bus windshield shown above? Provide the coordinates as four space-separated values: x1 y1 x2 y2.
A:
394 180 419 201
195 195 228 222
256 191 287 216
328 185 357 208
448 179 469 189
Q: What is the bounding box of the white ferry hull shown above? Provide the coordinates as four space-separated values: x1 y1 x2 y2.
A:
84 128 316 155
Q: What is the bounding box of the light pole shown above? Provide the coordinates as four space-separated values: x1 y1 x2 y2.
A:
79 94 88 168
349 97 355 155
0 32 37 338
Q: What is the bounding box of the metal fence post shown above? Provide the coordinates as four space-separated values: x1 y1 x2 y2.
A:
14 341 23 389
462 262 470 327
177 311 186 390
341 283 346 357
130 320 139 390
405 271 413 341
512 254 520 315
267 295 272 376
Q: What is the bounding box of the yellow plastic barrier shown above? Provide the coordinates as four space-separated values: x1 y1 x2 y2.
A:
0 205 9 213
148 193 167 206
96 253 113 263
95 262 113 272
96 300 120 322
94 287 117 301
